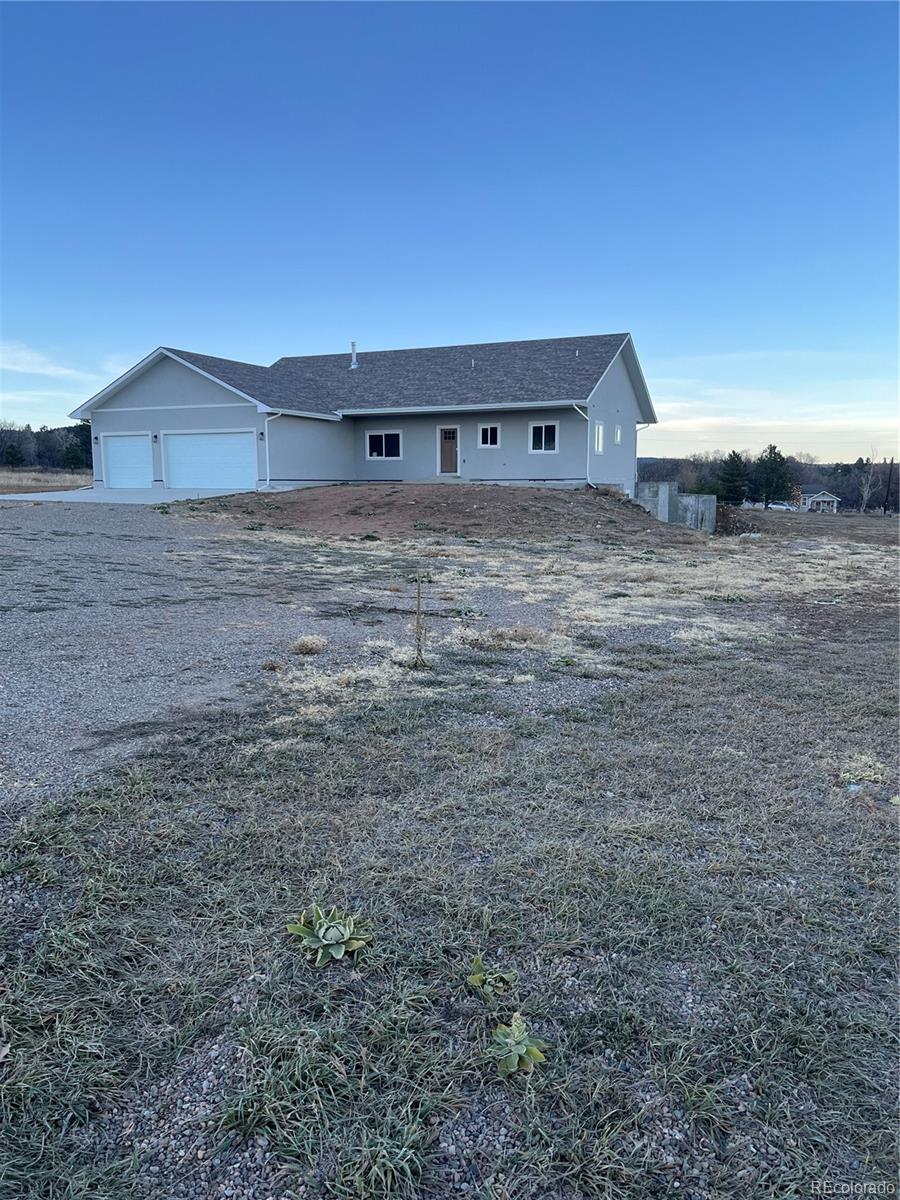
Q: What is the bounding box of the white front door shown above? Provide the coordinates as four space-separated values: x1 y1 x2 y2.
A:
163 432 257 489
103 435 153 489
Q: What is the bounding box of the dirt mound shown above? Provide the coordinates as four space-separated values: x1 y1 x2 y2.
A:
191 483 702 544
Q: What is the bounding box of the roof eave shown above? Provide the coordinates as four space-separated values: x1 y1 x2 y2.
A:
336 400 584 417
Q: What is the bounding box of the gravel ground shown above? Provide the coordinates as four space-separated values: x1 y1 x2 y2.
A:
0 498 627 820
0 502 293 816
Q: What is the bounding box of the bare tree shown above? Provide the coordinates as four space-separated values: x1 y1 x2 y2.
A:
857 453 880 511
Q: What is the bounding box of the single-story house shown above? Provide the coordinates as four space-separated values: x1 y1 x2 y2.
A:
70 333 657 494
800 490 840 513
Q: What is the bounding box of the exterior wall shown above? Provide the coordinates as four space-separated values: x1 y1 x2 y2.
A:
350 408 588 483
88 358 267 486
267 414 354 482
585 352 643 495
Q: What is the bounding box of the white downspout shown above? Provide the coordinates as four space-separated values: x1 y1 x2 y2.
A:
573 404 591 487
264 413 282 488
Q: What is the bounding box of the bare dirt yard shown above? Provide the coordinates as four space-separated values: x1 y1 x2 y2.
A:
2 485 897 1200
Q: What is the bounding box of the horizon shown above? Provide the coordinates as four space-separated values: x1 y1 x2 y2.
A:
1 1 897 460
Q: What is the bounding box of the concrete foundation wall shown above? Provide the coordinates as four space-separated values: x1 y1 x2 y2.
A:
635 481 716 532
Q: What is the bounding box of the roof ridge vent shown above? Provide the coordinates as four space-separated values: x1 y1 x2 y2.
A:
350 341 358 370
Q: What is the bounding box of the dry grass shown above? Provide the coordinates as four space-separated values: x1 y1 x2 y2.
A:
0 468 92 494
2 493 897 1200
288 635 327 656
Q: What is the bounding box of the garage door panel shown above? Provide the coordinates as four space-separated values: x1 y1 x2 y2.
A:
163 432 257 489
104 435 153 489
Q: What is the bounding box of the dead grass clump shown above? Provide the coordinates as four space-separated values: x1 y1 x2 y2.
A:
839 754 892 786
456 625 550 651
289 635 327 656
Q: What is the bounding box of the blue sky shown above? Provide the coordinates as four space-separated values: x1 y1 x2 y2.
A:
1 1 896 459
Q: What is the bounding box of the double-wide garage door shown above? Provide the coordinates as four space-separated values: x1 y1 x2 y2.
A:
103 431 257 489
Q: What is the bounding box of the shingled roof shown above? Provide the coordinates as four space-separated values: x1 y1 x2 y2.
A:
74 334 656 422
167 333 654 416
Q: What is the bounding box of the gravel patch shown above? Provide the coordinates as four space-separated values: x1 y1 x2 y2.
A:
0 501 674 820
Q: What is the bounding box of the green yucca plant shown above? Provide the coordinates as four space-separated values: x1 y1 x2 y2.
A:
489 1012 548 1077
467 953 517 1002
286 905 372 968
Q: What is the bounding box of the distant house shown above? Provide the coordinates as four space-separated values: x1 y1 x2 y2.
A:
69 334 656 495
800 490 840 514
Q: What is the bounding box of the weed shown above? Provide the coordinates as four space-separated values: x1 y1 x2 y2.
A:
286 905 372 967
467 953 517 1002
489 1013 549 1077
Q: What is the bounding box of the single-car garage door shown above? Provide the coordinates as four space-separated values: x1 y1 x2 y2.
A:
163 432 258 489
104 434 153 489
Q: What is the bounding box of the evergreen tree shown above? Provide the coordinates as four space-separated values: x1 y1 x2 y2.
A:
751 444 793 507
718 450 750 505
2 443 25 468
62 440 85 470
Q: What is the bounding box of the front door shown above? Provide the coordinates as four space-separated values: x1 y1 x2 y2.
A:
439 427 458 474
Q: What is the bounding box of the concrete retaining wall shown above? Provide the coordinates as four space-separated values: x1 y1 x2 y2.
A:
635 481 716 533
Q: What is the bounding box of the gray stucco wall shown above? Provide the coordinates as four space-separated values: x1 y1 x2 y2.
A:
267 414 354 482
350 408 588 482
585 352 642 495
88 358 267 485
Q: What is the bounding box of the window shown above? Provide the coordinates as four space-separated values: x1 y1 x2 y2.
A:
614 424 622 445
366 431 402 460
529 422 558 453
594 422 604 454
478 424 500 448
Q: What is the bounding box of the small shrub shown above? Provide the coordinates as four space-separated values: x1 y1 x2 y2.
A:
467 954 517 1002
289 635 327 656
261 659 281 672
286 905 372 967
489 1013 549 1077
450 605 485 620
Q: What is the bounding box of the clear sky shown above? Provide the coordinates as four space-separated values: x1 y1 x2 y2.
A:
1 1 897 460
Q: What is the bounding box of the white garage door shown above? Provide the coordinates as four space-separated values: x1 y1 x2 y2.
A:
163 432 257 489
104 435 153 489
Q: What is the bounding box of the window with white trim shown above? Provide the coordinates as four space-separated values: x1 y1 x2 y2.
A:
594 422 604 454
478 424 501 448
529 422 558 453
366 431 402 459
614 424 622 445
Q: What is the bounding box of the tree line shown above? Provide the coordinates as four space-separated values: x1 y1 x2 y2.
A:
639 445 898 511
0 421 93 471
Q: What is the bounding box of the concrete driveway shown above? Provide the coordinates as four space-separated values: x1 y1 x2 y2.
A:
0 486 253 503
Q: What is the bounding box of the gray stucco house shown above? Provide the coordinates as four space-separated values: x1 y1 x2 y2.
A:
70 333 656 494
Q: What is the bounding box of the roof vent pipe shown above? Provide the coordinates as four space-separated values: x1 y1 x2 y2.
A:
471 358 475 369
350 341 358 369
